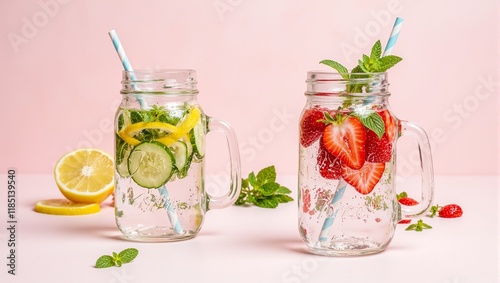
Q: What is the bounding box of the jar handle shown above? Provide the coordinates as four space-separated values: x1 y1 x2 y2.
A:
397 120 435 217
206 117 242 210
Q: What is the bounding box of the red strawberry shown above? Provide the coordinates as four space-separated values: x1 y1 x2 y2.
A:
398 219 411 224
438 204 463 218
364 129 392 163
317 139 342 179
322 115 366 170
300 107 327 147
398 197 419 206
341 162 385 195
378 110 396 141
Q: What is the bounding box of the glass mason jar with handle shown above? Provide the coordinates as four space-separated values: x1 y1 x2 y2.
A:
114 69 241 242
298 71 434 256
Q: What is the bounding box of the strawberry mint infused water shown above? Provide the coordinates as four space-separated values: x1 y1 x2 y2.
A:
114 69 241 242
298 42 434 256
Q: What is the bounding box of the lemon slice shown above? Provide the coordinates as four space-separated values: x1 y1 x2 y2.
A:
54 148 114 204
34 199 100 215
170 107 200 140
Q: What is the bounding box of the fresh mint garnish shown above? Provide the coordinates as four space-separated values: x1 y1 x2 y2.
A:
405 219 432 232
235 166 294 208
319 39 403 139
95 248 139 268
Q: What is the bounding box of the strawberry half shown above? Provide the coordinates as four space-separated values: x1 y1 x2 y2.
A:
341 162 385 195
364 129 392 163
300 107 327 147
378 110 396 142
322 115 366 170
317 138 342 179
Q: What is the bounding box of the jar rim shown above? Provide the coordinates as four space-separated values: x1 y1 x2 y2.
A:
121 69 198 95
305 71 389 96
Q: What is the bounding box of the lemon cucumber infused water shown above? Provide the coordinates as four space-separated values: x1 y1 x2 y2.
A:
114 69 241 242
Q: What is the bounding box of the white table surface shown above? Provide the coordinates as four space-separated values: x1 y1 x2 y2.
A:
1 174 499 283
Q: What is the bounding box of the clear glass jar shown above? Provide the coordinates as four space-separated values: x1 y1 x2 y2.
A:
298 71 434 256
114 69 241 242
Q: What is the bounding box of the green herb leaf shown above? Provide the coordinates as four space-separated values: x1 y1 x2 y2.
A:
95 248 139 268
95 255 114 268
405 219 432 232
370 40 382 60
234 166 293 208
119 248 139 263
319 60 349 78
357 112 385 139
429 205 440 218
376 55 403 72
256 165 276 184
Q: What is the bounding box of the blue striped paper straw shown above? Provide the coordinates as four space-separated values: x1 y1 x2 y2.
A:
108 29 183 234
383 17 404 56
107 30 147 108
159 186 185 234
318 180 347 242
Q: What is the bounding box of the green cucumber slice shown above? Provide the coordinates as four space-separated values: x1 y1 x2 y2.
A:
190 118 205 159
128 141 175 188
168 141 188 172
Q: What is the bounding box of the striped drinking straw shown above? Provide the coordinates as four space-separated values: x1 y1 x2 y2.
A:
107 30 147 109
318 180 347 242
383 17 404 56
318 18 405 242
108 30 184 235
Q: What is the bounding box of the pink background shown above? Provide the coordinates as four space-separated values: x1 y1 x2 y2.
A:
1 0 499 176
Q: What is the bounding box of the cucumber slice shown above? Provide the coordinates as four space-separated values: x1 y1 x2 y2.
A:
176 137 194 179
128 141 175 189
168 141 188 172
190 118 205 159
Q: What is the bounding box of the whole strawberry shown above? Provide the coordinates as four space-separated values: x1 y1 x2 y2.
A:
300 107 327 147
430 204 463 218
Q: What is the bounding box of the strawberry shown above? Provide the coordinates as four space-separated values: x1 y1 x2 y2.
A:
317 138 342 179
438 204 463 218
378 110 396 141
398 197 419 206
364 129 392 163
341 162 385 195
322 114 366 170
398 219 411 224
300 107 327 147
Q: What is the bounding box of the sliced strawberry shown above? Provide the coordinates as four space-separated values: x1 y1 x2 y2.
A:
341 162 385 195
378 110 396 141
322 115 366 170
317 138 342 179
364 129 392 163
398 219 412 224
300 107 327 147
398 197 419 206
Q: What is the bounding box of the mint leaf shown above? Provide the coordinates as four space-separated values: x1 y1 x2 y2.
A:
119 248 139 263
95 248 139 268
275 186 292 195
275 194 294 203
256 165 276 184
254 197 279 208
376 55 402 72
260 182 280 196
396 191 408 200
405 219 432 232
370 40 382 60
319 60 349 78
357 112 385 138
95 255 114 268
234 166 293 208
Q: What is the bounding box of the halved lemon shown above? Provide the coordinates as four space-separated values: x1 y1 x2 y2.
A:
54 148 114 204
34 199 100 215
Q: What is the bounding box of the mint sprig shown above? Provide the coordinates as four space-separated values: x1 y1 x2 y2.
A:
235 166 293 208
405 219 432 232
95 248 139 268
